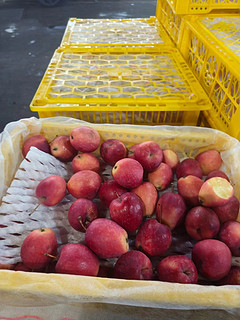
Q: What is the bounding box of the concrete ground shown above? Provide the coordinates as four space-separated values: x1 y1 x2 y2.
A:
0 0 157 132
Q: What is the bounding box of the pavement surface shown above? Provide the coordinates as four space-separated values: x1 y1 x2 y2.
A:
0 0 157 132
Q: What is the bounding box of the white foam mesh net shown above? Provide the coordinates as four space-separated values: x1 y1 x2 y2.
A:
0 147 84 265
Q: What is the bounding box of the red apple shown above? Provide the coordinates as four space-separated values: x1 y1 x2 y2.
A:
22 135 50 158
70 126 100 152
148 162 173 191
162 149 180 171
185 206 220 241
113 250 153 280
98 264 114 278
20 228 57 270
177 175 204 207
100 139 127 166
219 221 240 256
67 170 101 199
98 179 127 208
128 144 139 159
156 192 187 230
192 239 232 281
132 182 158 217
212 196 239 224
133 141 163 172
112 158 143 189
55 243 99 276
14 262 32 272
72 153 100 173
219 267 240 285
68 198 98 232
109 192 144 232
205 170 230 182
50 135 77 162
35 175 66 206
157 255 198 284
176 158 202 179
195 150 222 175
85 218 129 259
198 177 234 207
135 218 172 256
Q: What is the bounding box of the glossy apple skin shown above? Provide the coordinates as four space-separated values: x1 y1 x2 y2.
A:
205 170 230 182
22 135 50 158
20 228 57 270
85 218 129 259
70 126 100 152
72 153 100 173
100 139 127 166
185 206 220 241
156 192 187 230
135 218 172 256
177 175 204 207
113 250 153 280
198 177 234 207
219 221 240 256
148 163 173 191
35 175 66 206
67 170 101 199
195 150 222 175
192 239 232 281
112 158 143 189
132 182 158 217
133 141 163 172
68 198 98 232
162 149 180 171
50 135 77 162
212 196 239 224
109 192 144 232
157 255 198 284
176 158 202 180
55 243 99 276
98 179 127 208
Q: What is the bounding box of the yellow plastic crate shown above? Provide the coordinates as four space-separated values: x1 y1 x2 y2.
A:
180 14 240 140
1 117 240 319
30 46 212 126
162 0 240 14
60 17 173 47
156 0 184 46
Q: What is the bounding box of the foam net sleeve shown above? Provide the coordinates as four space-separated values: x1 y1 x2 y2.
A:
0 147 82 265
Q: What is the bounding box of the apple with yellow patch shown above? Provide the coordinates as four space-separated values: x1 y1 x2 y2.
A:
198 177 234 207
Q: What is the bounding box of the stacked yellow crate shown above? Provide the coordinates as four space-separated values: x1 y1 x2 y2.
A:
157 0 240 140
30 16 212 126
180 14 240 140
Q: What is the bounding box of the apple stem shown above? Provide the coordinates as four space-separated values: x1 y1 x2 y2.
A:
114 191 120 198
78 216 87 231
44 253 57 260
29 203 41 216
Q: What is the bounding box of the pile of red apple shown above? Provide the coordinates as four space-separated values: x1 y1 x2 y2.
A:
17 126 240 286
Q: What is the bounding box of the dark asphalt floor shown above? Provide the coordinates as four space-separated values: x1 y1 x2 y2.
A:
0 0 157 132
